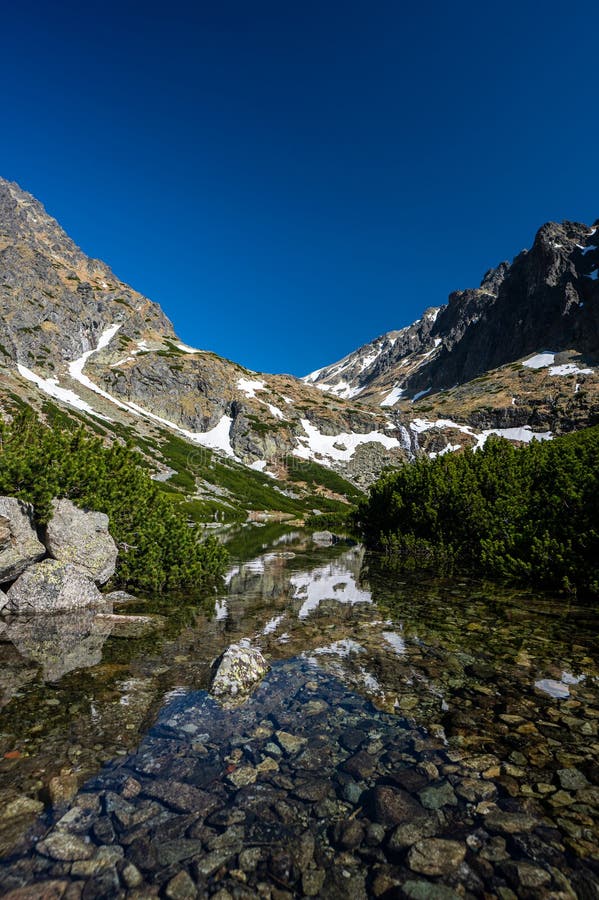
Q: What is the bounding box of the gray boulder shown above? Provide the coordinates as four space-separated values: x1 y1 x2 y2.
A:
45 498 118 584
6 559 105 614
0 589 7 615
210 642 270 704
0 497 46 584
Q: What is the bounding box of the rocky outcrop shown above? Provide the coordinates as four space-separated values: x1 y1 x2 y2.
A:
210 643 270 704
45 499 118 584
0 497 46 584
5 559 105 614
306 219 599 409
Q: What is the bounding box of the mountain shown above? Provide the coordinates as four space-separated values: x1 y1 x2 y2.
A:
2 176 597 516
305 218 599 451
0 176 410 505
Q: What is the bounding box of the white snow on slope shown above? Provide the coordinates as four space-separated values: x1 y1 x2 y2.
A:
65 324 238 457
410 417 552 451
549 363 593 376
249 460 267 472
267 403 284 419
237 377 266 398
68 323 122 389
293 418 400 464
523 352 556 369
315 379 364 399
17 365 106 419
382 631 406 656
381 385 405 406
522 352 594 376
411 387 431 402
312 639 366 658
176 342 202 354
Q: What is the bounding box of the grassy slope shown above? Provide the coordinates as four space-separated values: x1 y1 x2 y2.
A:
0 391 362 523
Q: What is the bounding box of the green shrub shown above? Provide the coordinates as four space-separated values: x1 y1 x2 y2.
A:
355 428 599 597
0 410 228 593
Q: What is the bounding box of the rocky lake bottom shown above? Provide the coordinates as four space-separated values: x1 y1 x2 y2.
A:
0 527 597 898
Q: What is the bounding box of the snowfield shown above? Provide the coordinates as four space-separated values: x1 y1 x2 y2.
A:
293 418 400 464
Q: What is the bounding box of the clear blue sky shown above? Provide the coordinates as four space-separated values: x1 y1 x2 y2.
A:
1 1 597 376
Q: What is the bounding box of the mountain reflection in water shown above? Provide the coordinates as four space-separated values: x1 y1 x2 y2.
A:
0 529 597 898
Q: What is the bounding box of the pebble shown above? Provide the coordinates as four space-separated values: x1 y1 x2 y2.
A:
36 832 94 861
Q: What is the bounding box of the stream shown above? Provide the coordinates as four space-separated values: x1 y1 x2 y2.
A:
0 526 597 898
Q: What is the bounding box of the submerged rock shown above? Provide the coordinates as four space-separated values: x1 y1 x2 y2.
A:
6 559 105 613
45 498 118 584
0 497 46 585
210 642 270 703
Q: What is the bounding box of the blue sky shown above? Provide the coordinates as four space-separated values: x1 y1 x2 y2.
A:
1 1 597 376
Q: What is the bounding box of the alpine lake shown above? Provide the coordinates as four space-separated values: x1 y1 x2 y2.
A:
0 526 597 899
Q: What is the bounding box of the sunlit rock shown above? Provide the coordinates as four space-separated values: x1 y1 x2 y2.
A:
45 499 118 584
209 642 269 704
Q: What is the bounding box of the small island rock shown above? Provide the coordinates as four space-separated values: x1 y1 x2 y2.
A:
210 643 270 703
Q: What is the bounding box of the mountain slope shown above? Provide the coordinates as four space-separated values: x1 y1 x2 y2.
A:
306 220 599 415
0 177 409 490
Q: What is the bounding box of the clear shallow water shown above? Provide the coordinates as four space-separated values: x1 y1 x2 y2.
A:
0 528 597 897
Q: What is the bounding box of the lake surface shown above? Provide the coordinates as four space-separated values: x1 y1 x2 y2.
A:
0 527 597 898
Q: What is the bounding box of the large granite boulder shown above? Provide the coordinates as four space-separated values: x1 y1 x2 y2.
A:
210 642 270 704
45 499 118 584
6 560 105 614
0 497 46 585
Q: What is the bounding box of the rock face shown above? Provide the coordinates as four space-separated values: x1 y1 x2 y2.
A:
5 559 104 614
0 497 46 584
0 176 409 486
305 218 599 407
45 499 118 584
210 643 270 703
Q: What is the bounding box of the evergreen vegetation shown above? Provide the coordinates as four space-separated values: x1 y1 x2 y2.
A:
354 427 599 597
0 410 228 593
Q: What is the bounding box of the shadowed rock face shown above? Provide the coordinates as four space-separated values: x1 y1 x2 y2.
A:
306 218 599 410
44 499 118 585
0 498 45 585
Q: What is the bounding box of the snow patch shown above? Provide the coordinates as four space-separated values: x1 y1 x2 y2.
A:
293 418 400 464
237 377 266 398
410 418 552 450
382 631 406 656
411 387 431 402
522 352 556 369
549 363 593 376
17 365 107 419
249 460 267 472
176 342 202 354
381 385 405 407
